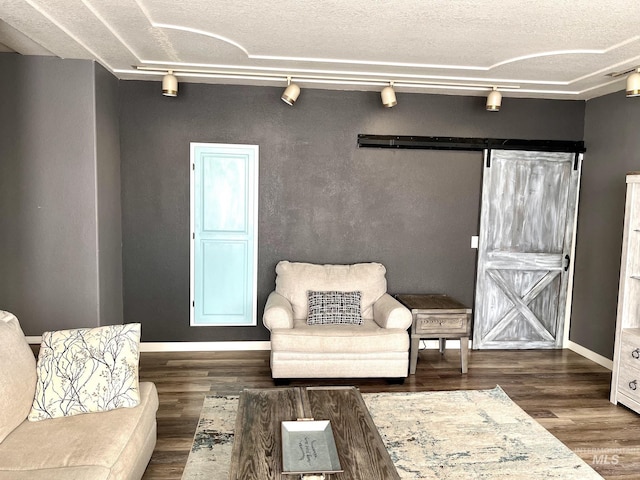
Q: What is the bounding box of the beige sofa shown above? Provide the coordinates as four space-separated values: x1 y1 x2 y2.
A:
0 311 159 480
263 261 412 379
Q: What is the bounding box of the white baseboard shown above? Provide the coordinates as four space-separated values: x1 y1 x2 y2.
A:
26 337 271 352
28 338 468 351
566 340 613 370
26 336 613 370
422 339 614 372
143 340 467 352
139 341 271 352
143 340 468 352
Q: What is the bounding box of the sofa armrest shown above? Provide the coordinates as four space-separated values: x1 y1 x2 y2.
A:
263 292 294 330
373 293 413 329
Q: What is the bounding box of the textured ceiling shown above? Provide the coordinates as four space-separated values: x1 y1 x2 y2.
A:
1 0 640 100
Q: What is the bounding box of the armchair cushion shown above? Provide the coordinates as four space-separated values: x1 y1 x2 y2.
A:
275 261 386 319
270 319 409 353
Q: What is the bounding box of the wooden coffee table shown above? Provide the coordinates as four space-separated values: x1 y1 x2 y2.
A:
228 386 399 479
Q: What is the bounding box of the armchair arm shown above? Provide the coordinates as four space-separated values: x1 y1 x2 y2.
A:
373 293 413 329
263 292 294 330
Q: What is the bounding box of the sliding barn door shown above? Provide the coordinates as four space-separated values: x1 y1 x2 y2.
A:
473 150 581 349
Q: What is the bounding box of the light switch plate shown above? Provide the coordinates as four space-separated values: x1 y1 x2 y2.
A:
471 236 479 249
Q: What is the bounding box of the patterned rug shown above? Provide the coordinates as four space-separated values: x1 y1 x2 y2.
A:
181 386 602 479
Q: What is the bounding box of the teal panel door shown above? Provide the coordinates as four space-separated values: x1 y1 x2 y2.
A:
190 143 258 326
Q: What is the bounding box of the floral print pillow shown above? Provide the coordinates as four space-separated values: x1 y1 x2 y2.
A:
28 323 141 421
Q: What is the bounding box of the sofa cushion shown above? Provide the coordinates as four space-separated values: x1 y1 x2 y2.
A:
307 290 363 325
275 261 387 319
0 382 158 480
0 311 37 444
270 319 409 353
29 324 141 421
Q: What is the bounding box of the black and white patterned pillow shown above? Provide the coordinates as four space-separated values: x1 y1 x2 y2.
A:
307 291 363 325
28 324 141 421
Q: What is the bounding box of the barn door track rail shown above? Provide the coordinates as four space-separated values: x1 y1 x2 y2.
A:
357 135 585 154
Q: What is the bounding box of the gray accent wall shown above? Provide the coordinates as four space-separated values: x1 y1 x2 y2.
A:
0 54 123 334
571 90 640 359
119 81 584 342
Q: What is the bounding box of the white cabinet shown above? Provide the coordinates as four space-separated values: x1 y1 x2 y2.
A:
611 173 640 412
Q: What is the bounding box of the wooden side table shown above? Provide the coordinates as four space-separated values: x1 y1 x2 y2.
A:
396 294 472 374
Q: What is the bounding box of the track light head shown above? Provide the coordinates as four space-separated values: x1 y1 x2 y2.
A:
486 87 502 111
162 70 178 97
381 83 397 108
281 77 300 105
627 69 640 97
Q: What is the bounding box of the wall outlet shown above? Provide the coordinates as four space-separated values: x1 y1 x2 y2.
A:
471 236 479 249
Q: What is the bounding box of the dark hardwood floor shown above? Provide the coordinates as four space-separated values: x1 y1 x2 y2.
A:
139 348 640 479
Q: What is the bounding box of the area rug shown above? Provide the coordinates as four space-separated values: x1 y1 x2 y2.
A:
181 386 602 479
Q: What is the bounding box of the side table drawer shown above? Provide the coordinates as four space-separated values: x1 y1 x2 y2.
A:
415 314 468 334
620 332 640 366
616 331 640 403
618 368 640 404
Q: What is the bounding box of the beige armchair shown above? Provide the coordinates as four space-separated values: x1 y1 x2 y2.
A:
263 261 412 379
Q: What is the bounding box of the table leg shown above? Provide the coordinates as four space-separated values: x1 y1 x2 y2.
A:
410 337 420 374
460 336 469 373
439 338 446 354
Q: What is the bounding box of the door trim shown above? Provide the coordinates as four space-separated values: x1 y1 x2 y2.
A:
562 154 583 346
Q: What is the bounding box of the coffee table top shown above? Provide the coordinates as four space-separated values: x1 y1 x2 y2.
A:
229 386 399 480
